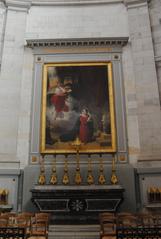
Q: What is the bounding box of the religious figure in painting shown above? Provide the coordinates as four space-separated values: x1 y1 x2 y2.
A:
50 82 72 120
79 108 94 143
41 63 115 153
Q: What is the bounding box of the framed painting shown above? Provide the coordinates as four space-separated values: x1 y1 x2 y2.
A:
40 62 116 154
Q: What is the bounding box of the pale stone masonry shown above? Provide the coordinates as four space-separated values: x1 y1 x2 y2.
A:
124 0 161 161
0 0 160 168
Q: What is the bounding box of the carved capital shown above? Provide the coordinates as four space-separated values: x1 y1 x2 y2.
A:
5 0 31 10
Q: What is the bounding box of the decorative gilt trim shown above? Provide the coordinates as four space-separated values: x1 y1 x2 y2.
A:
32 0 123 6
26 37 129 49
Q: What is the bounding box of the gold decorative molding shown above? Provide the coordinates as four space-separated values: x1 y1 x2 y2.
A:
119 155 126 162
62 158 70 185
110 157 118 185
31 156 38 163
98 157 106 185
50 158 57 185
87 156 94 185
38 156 46 185
72 138 82 185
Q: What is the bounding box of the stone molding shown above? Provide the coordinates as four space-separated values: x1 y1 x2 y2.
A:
155 56 161 67
31 0 123 6
124 0 148 8
4 0 31 10
26 37 129 48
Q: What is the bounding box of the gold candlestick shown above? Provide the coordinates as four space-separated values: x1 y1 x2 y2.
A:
50 157 57 185
38 155 46 185
87 156 94 185
72 137 82 185
0 189 9 205
110 156 118 185
72 137 82 148
98 156 106 185
62 157 70 185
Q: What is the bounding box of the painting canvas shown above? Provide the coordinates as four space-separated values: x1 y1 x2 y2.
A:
40 62 116 154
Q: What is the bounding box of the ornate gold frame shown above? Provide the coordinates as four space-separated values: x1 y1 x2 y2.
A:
40 62 116 154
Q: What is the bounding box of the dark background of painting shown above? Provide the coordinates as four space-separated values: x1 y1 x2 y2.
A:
55 65 109 119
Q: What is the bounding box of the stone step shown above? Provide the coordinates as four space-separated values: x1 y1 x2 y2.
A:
49 224 100 231
48 224 100 239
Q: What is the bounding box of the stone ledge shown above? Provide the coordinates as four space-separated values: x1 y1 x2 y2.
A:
31 0 123 6
124 0 149 8
0 168 21 175
124 0 148 5
136 167 161 174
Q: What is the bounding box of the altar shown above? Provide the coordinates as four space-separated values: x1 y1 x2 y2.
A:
31 184 124 223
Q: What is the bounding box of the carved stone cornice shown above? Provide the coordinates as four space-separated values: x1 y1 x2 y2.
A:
31 0 123 6
26 37 129 48
4 0 31 10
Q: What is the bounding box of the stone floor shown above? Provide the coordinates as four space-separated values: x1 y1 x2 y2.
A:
48 224 100 239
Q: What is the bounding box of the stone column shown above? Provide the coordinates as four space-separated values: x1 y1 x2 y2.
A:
124 0 161 162
0 0 31 166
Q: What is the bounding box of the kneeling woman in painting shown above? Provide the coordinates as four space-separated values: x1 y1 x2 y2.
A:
79 108 93 143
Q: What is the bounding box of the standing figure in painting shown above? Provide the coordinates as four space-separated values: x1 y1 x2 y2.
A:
79 108 93 143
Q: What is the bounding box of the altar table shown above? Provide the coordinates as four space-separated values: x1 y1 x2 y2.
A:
31 185 124 223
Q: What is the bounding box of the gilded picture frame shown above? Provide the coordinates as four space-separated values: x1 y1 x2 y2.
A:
40 62 116 154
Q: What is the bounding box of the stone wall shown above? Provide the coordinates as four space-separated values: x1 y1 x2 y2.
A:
0 0 161 212
26 3 128 39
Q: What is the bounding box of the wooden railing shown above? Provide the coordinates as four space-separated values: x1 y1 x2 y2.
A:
0 227 25 239
117 227 161 239
0 212 50 239
99 212 161 239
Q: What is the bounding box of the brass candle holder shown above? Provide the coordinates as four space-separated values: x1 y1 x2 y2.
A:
110 156 118 185
147 187 161 203
98 156 106 185
38 155 46 185
87 156 94 185
0 189 9 205
62 157 70 185
72 137 82 185
50 157 57 185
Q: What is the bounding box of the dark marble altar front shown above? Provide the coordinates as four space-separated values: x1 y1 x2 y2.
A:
31 185 124 224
